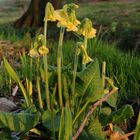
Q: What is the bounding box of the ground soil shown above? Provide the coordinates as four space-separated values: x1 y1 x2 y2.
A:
0 41 21 64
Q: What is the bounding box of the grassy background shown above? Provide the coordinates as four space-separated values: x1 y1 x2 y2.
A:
0 0 140 51
77 0 140 52
77 1 140 28
0 0 140 27
61 40 140 105
0 0 139 111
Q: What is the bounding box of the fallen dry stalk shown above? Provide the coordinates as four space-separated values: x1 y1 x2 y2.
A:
116 132 135 140
72 89 118 140
108 123 135 140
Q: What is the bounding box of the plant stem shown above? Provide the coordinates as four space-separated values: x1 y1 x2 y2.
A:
82 37 88 70
72 88 118 140
43 56 50 110
37 58 43 110
62 74 69 106
43 6 50 111
72 47 78 113
44 6 47 46
9 76 12 93
51 84 57 140
102 61 106 88
29 56 33 103
57 27 65 109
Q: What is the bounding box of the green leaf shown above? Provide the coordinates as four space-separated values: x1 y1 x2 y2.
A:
100 105 134 126
58 109 64 140
134 112 140 140
88 118 105 140
106 91 118 107
64 106 72 140
24 105 37 113
111 104 134 124
58 106 72 140
20 53 29 79
101 107 112 115
76 59 104 102
79 118 105 140
101 104 134 125
73 97 94 125
40 66 53 82
0 111 41 131
42 110 60 131
62 74 69 104
0 128 12 140
99 107 112 126
3 57 30 107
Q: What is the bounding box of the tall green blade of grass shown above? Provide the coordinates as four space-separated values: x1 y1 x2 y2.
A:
58 106 72 140
3 57 31 107
62 74 69 105
20 53 33 102
58 108 64 140
65 106 72 140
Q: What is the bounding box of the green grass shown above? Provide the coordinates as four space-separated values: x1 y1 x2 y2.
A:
77 1 140 51
1 27 138 105
0 0 139 107
0 24 35 42
0 0 140 51
0 25 21 41
89 41 140 104
77 1 140 28
0 0 140 29
57 40 140 105
47 39 140 107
